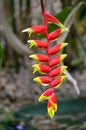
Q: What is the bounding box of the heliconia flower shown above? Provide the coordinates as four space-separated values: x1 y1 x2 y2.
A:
48 28 68 41
48 43 68 55
33 76 51 86
38 88 54 101
22 25 46 36
48 93 57 118
49 54 67 67
29 54 49 62
28 40 48 49
23 9 69 118
49 66 67 78
44 12 60 24
32 64 50 74
44 12 66 29
51 76 66 88
48 28 63 41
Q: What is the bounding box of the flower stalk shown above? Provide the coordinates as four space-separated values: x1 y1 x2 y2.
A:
22 0 68 118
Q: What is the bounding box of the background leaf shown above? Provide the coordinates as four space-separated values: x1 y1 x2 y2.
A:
0 44 4 67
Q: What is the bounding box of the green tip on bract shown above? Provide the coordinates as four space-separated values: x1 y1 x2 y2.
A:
38 97 41 102
27 40 36 48
63 66 68 69
61 54 67 60
61 43 68 49
32 64 39 73
48 109 55 118
63 42 68 47
38 96 47 102
62 66 67 74
62 76 67 81
33 77 38 82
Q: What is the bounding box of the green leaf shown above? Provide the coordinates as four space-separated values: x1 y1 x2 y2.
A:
14 98 86 118
0 44 4 67
1 98 86 130
55 7 72 23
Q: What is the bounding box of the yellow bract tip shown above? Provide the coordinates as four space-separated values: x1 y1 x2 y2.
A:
38 95 48 102
22 28 33 37
61 43 68 50
28 40 36 48
62 76 67 81
61 54 67 61
32 64 39 73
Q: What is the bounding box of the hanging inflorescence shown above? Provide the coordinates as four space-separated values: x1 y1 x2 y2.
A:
22 4 69 118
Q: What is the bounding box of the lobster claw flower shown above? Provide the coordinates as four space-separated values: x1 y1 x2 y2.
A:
44 12 60 24
32 64 50 74
49 54 67 67
29 54 48 62
48 28 68 41
51 76 67 88
48 43 68 55
44 12 66 29
22 25 46 36
28 40 48 49
38 88 54 101
48 29 62 41
33 76 51 86
48 93 57 118
49 66 67 77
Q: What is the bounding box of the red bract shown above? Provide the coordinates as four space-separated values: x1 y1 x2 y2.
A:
28 40 48 49
22 25 46 36
22 7 68 118
31 25 46 34
29 54 49 62
48 29 63 41
48 43 68 55
33 76 51 86
49 66 67 77
44 12 66 30
48 93 57 118
51 76 66 88
38 88 54 101
44 12 60 23
49 54 67 67
32 64 50 74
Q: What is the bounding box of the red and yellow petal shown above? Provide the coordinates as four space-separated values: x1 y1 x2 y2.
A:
48 29 62 41
51 76 67 88
48 93 57 118
28 40 48 49
49 66 67 77
38 88 54 101
49 54 67 67
48 43 68 55
33 76 51 86
48 28 68 41
29 54 49 62
32 64 50 74
44 12 60 24
22 25 46 36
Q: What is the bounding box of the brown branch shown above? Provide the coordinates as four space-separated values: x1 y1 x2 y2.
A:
0 0 32 55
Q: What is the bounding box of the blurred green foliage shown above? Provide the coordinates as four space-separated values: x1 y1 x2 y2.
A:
0 98 86 130
0 44 4 67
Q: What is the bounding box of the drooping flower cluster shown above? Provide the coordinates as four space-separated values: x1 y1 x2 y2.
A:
22 12 68 118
